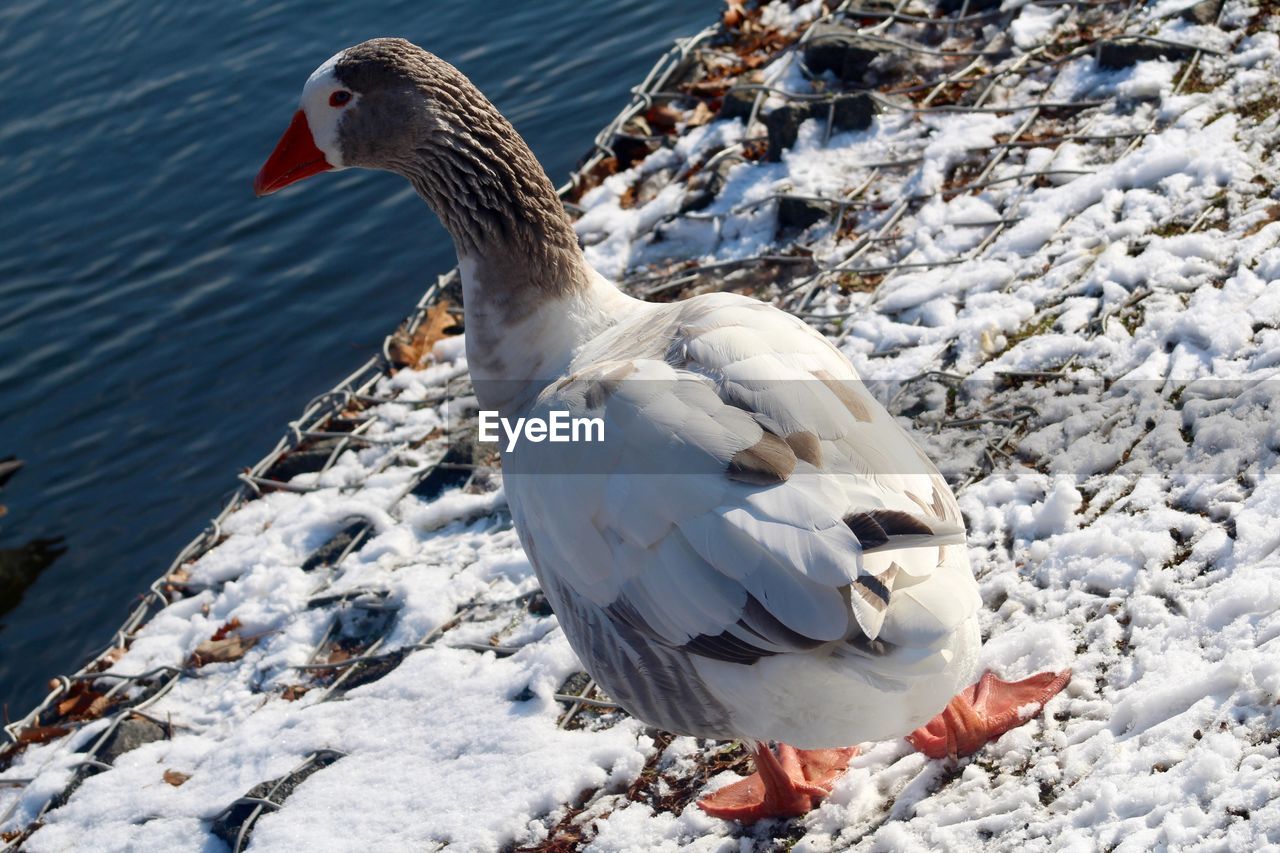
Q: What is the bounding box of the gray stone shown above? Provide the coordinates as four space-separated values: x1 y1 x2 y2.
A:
97 717 167 765
765 104 809 161
940 0 1002 13
718 87 757 122
212 751 344 849
778 197 830 231
1180 0 1222 24
830 94 876 133
265 438 346 482
301 518 368 572
680 152 744 213
1097 39 1194 71
765 94 874 161
803 25 879 84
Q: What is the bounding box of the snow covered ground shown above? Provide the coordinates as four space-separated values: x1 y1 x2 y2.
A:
3 0 1279 850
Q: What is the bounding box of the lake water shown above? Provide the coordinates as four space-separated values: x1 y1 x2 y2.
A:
0 0 714 714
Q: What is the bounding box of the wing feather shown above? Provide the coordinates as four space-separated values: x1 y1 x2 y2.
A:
506 293 977 669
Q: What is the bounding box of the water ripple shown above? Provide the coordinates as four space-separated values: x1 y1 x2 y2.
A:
0 0 715 712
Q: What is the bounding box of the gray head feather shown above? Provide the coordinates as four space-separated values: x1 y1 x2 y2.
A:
333 38 588 295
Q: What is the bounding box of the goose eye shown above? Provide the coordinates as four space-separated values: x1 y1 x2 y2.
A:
329 90 352 107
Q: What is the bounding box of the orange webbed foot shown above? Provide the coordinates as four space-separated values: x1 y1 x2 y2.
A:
907 669 1071 759
697 743 859 822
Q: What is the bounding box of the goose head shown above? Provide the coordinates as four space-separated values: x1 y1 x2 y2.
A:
255 37 584 278
254 38 445 196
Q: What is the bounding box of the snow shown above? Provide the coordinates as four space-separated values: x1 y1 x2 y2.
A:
4 0 1280 850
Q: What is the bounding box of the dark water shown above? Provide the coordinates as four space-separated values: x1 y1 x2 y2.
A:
0 0 713 713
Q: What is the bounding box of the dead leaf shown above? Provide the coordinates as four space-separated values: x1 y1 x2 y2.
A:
326 648 352 666
723 0 745 28
54 682 111 721
1243 203 1280 237
210 618 242 642
387 301 459 369
686 102 715 128
163 769 191 787
645 105 684 134
281 685 310 702
683 78 730 99
16 725 69 745
188 634 259 667
565 156 619 203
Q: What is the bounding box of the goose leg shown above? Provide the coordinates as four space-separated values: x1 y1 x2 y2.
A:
906 669 1071 760
697 742 859 822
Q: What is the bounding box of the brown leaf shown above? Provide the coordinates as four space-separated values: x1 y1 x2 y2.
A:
645 105 684 133
188 635 258 667
54 682 111 721
387 301 460 369
210 618 242 643
1243 203 1280 237
723 0 745 28
163 769 191 787
686 102 716 128
683 79 730 99
326 648 352 666
281 685 310 702
565 156 619 203
16 725 69 745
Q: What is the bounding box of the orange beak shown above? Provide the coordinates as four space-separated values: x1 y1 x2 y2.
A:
254 110 333 197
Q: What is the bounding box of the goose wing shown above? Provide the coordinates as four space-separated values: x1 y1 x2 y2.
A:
504 292 978 668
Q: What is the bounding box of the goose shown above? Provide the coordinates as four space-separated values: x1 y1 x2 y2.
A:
255 38 1070 822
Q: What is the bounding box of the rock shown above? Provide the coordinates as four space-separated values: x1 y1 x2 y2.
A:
765 104 810 160
613 136 658 170
1179 0 1222 24
97 717 167 765
301 518 369 572
778 196 830 231
331 648 408 696
803 25 879 84
718 87 757 121
264 438 346 482
212 751 344 849
681 152 745 213
939 0 1002 13
409 445 474 501
830 94 876 133
636 167 676 207
1096 39 1194 70
765 94 874 160
525 591 554 617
